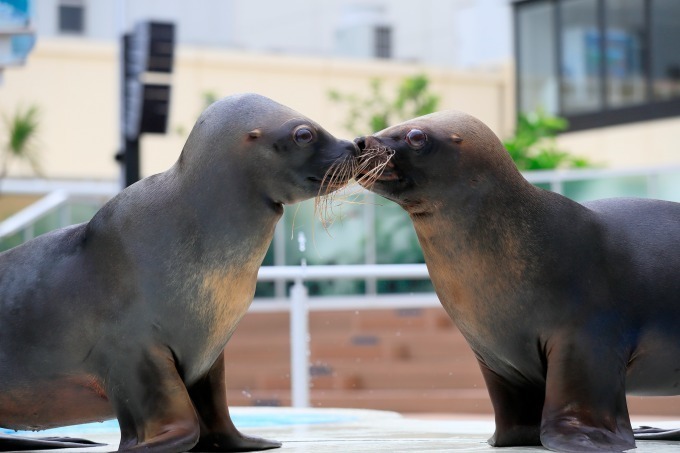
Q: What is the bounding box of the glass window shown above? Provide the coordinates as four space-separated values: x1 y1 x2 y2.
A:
560 0 603 114
604 0 646 108
374 26 391 59
58 3 85 34
283 198 366 296
375 200 431 294
517 1 558 114
650 0 680 100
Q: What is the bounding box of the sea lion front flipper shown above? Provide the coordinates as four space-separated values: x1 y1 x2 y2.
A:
0 434 104 451
478 363 542 447
188 351 281 452
108 345 200 452
634 426 680 440
540 335 634 452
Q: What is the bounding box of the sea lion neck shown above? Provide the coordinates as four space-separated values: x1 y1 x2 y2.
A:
89 164 279 273
409 173 545 321
169 162 282 263
411 171 541 251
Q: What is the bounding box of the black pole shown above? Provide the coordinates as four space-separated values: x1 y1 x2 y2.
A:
117 32 140 188
116 22 174 189
123 136 140 187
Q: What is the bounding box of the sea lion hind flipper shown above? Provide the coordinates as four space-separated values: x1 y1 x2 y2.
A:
478 362 542 447
634 426 680 440
0 433 104 451
188 351 281 452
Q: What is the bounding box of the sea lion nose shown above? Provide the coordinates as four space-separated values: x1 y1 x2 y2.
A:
354 136 366 151
346 139 360 156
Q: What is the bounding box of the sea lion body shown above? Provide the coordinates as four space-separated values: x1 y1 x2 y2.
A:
0 93 356 452
356 111 680 452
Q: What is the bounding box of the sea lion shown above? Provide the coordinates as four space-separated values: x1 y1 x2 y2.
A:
354 111 680 452
0 93 357 452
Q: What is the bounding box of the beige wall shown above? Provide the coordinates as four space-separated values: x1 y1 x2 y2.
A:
0 39 512 181
2 38 679 182
557 117 680 169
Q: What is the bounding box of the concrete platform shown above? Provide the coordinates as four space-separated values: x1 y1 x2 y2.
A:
4 407 680 452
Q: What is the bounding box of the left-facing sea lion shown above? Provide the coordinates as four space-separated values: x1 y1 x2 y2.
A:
0 93 357 452
354 111 680 452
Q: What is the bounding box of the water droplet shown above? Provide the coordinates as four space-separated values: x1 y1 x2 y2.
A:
297 231 307 253
241 390 252 398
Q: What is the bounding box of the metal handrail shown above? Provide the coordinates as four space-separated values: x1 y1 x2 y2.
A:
522 163 680 183
257 263 430 281
0 190 69 239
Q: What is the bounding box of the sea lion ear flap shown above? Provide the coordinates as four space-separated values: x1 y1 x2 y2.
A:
451 133 463 144
247 129 262 140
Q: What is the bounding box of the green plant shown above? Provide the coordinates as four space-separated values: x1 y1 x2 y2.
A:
174 91 222 137
328 74 440 136
503 110 590 170
201 90 219 109
1 104 41 181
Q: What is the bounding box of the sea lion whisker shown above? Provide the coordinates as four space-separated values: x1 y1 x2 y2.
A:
355 162 390 189
314 156 360 228
313 145 394 229
289 199 303 241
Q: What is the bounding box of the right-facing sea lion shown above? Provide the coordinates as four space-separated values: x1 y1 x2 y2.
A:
354 110 680 452
0 93 357 452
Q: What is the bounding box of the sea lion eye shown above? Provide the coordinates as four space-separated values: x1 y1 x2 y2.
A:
405 129 426 149
294 127 314 145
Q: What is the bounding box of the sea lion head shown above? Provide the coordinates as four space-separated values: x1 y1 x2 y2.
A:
354 110 518 215
180 93 358 206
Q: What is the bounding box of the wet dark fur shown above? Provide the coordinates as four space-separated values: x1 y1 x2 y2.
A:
355 110 680 452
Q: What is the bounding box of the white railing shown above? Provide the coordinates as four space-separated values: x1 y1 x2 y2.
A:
523 163 680 198
0 180 116 244
0 190 70 240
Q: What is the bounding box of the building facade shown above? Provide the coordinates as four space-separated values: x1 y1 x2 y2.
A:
32 0 512 69
514 0 680 167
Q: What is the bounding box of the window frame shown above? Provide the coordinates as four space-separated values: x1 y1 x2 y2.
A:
513 0 680 132
57 0 86 35
374 25 392 59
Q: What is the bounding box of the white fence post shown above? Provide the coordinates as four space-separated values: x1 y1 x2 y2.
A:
290 231 310 408
289 276 310 408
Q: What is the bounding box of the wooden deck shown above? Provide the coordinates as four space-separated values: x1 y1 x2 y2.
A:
224 306 680 416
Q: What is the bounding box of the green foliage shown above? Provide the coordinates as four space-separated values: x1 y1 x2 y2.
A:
328 74 440 136
202 90 219 110
1 104 42 179
174 91 222 137
503 110 590 170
